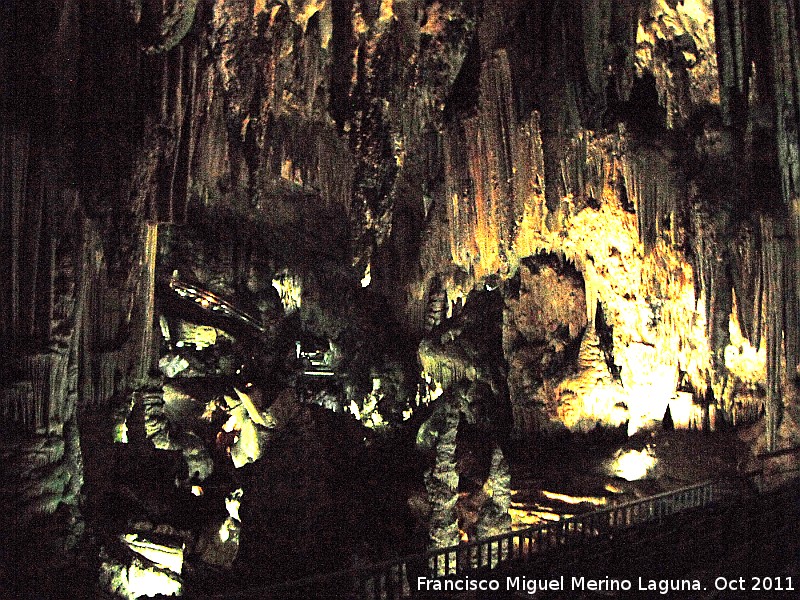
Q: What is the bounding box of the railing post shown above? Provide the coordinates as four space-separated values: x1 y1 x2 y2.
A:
365 574 376 600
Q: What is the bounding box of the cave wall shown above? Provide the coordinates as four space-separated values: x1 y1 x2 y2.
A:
1 1 89 573
372 0 797 444
0 3 477 583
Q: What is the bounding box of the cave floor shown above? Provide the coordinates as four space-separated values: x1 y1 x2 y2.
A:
77 387 757 599
508 427 750 529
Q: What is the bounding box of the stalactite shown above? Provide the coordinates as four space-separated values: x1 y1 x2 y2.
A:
424 278 446 331
585 263 601 328
0 1 88 560
272 270 303 314
0 131 83 433
259 115 355 210
444 116 478 272
761 217 786 450
636 0 718 127
581 0 608 99
0 128 70 347
729 223 763 347
701 0 800 447
469 49 517 274
443 50 545 279
713 0 749 126
767 1 800 367
0 127 27 341
768 0 800 208
622 145 679 250
690 206 732 389
152 39 202 223
559 132 614 208
133 223 159 383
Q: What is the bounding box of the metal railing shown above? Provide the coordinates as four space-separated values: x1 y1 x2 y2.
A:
167 278 267 332
208 479 724 599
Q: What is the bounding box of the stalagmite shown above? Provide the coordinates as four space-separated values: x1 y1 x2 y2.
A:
475 446 512 547
424 403 460 564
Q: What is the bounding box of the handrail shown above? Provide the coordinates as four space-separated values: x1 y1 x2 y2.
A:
755 444 800 460
196 478 727 599
167 278 267 332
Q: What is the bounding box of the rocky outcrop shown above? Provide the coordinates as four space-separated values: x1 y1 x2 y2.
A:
503 254 587 435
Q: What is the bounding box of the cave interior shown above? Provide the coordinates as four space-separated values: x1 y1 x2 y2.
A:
2 0 800 598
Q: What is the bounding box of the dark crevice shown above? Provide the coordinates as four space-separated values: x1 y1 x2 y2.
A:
595 301 621 381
